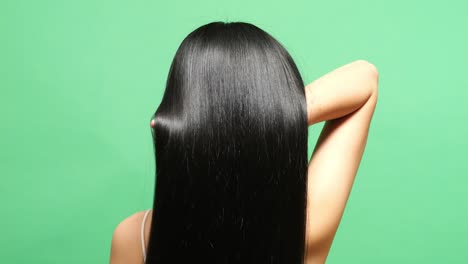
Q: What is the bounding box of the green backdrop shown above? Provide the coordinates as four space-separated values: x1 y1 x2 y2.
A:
1 0 467 263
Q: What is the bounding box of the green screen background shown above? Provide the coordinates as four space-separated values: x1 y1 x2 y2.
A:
1 0 467 263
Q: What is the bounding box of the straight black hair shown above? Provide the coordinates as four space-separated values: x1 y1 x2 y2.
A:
146 21 309 263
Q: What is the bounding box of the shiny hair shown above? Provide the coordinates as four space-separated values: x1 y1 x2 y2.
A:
146 21 308 263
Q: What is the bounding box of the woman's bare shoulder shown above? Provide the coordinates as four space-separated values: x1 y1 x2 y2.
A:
109 210 151 263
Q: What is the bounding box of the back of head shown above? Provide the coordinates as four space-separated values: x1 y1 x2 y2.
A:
147 21 308 263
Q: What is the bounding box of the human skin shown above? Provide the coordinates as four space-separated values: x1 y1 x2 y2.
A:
303 59 379 263
110 59 379 264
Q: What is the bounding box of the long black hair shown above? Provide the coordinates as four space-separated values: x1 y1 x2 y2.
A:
146 21 308 263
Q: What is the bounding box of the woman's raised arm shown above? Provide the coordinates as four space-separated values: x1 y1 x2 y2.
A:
303 59 379 264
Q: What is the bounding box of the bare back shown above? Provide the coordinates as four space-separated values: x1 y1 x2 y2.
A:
110 60 379 264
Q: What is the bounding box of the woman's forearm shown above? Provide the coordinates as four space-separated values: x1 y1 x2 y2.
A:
305 60 379 126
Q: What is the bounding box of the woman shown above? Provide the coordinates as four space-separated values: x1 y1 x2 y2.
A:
110 21 379 264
